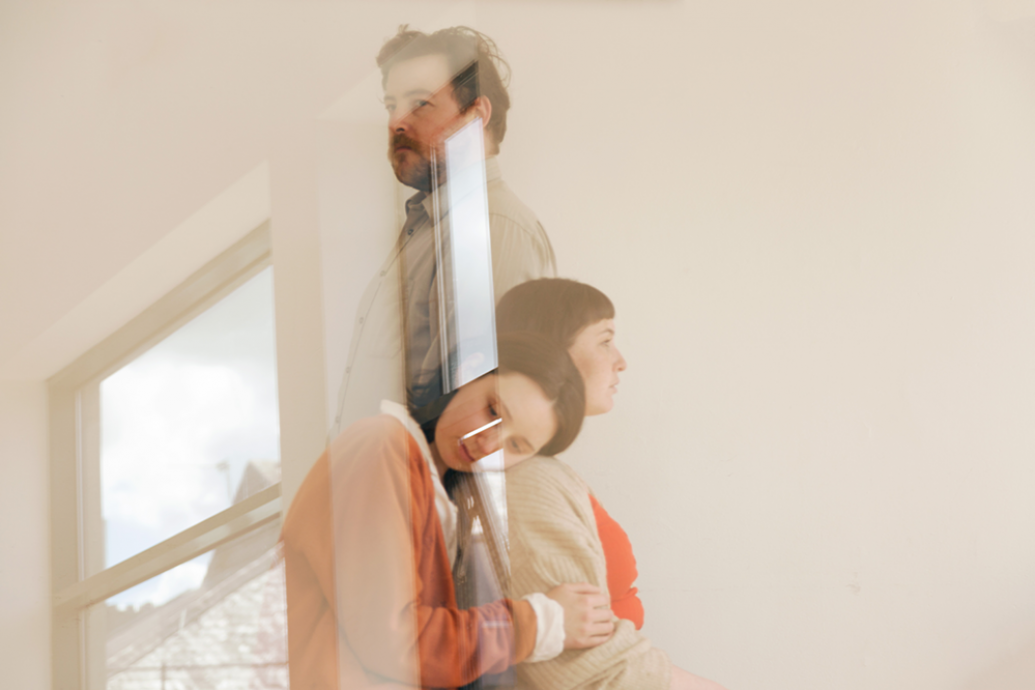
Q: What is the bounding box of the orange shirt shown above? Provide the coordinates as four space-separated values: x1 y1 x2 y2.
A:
282 415 535 689
588 494 645 629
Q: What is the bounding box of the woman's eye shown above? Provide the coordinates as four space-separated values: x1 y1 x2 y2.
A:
488 404 499 419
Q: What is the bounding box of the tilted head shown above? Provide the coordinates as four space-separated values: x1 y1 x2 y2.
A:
428 332 585 474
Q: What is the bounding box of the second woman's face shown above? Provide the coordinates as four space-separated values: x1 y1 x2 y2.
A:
433 372 557 475
568 319 627 416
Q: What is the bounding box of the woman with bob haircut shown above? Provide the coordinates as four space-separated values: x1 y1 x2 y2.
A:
282 332 615 690
496 278 729 690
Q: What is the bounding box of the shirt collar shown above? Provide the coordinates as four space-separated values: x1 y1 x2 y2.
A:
379 400 458 561
379 400 432 460
484 155 501 183
412 155 501 225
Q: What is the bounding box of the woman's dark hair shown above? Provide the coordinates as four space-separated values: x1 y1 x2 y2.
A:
420 332 585 456
496 278 615 349
497 331 585 457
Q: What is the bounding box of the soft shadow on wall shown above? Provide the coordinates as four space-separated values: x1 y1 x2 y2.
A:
963 630 1035 690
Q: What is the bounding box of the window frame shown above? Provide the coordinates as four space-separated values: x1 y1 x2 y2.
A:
48 222 283 690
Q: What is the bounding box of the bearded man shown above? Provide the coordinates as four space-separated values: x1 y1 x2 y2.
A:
332 25 556 434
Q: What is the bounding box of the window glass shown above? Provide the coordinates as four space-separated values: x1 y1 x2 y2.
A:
100 268 280 572
98 528 286 690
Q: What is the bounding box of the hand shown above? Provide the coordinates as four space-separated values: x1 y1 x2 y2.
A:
545 582 615 649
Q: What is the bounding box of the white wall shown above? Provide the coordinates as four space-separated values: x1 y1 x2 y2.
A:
320 2 1035 689
3 1 1035 688
483 3 1035 689
269 127 330 506
0 383 50 690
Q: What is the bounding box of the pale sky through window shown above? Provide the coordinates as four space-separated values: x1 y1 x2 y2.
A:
100 268 280 608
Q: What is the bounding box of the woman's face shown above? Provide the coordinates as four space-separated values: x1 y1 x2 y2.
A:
568 318 627 416
433 372 558 475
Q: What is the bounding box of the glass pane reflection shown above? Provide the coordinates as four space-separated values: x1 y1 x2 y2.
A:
99 525 286 690
441 116 498 392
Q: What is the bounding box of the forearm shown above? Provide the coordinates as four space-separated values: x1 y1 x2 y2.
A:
409 597 536 687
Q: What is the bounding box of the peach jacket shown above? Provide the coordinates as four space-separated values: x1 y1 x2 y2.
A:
283 406 540 689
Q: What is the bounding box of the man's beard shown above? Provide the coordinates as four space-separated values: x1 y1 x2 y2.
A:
389 133 444 193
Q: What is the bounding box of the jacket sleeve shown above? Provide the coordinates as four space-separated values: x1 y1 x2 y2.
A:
506 457 672 690
328 415 534 687
488 212 556 299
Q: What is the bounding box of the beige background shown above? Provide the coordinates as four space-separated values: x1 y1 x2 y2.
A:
3 1 1035 689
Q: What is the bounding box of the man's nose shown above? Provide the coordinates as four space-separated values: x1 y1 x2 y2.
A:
388 108 409 132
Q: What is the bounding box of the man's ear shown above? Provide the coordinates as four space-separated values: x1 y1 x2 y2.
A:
470 95 492 131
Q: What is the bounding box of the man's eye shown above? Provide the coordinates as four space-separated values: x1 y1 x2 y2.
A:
414 100 430 109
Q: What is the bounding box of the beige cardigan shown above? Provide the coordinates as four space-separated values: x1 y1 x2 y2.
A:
506 456 672 690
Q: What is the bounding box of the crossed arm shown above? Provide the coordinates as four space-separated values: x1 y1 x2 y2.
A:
505 456 730 690
505 457 672 690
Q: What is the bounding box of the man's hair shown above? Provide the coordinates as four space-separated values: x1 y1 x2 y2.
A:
496 278 616 349
377 25 512 149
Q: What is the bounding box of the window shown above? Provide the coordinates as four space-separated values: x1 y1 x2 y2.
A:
49 224 288 690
